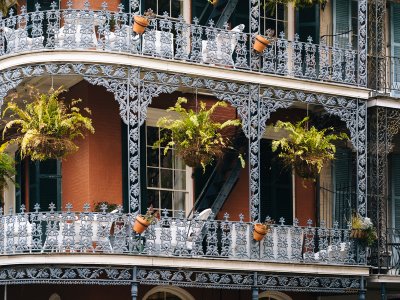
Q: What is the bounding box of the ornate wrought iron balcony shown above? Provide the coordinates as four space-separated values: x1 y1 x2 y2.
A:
0 203 367 267
0 2 359 86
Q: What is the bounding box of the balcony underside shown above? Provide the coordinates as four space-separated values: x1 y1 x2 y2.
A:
0 50 370 100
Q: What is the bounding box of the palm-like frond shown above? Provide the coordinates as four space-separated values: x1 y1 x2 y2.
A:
272 117 348 179
155 97 242 171
2 87 95 160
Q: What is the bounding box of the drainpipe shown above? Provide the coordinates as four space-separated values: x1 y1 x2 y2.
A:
358 276 366 300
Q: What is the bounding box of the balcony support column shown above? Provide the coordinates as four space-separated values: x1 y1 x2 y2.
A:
131 266 138 300
380 283 386 300
252 272 258 300
358 276 366 300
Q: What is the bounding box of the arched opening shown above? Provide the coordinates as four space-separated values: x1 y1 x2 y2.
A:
258 291 293 300
143 286 195 300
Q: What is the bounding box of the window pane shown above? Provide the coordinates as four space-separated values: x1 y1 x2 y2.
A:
144 0 157 12
39 159 58 174
160 191 172 210
158 1 170 15
161 149 173 168
147 147 159 167
147 167 159 187
173 192 186 213
171 0 182 18
147 126 159 146
147 189 159 209
174 170 186 190
161 169 173 189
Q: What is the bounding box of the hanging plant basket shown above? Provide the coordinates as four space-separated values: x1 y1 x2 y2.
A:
24 135 78 160
155 97 244 171
272 117 349 180
350 229 367 239
2 87 94 161
293 157 321 180
253 35 269 53
179 144 224 168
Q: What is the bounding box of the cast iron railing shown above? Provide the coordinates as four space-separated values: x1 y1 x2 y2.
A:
369 56 400 97
0 203 368 266
381 228 400 275
0 2 359 85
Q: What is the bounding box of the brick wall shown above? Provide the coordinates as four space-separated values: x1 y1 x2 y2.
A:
62 81 122 210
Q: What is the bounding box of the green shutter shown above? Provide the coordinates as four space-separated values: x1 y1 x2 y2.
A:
296 5 320 44
260 139 293 224
391 154 400 229
333 148 352 228
333 0 351 48
29 160 61 212
391 3 400 96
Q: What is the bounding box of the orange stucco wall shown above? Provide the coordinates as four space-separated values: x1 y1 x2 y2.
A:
62 82 122 210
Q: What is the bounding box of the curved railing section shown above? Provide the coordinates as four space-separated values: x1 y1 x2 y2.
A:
0 3 359 86
0 203 367 266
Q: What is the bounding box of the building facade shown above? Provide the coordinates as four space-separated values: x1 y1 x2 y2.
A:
0 0 397 299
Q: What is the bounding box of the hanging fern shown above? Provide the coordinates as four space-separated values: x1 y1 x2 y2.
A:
0 0 17 16
0 146 16 204
2 87 95 161
271 117 348 180
155 97 244 171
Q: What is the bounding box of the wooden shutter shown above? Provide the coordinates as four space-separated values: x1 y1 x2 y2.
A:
29 160 61 212
260 139 293 224
391 154 400 229
333 0 351 48
296 5 320 43
391 3 400 97
333 148 352 228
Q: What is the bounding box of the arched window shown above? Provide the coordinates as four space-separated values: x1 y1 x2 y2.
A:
143 286 194 300
49 293 61 300
259 291 293 300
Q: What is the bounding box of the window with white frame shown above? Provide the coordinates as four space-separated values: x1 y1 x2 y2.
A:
260 3 288 38
143 0 183 18
145 108 192 217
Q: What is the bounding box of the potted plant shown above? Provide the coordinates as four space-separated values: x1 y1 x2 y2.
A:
155 97 244 171
253 220 274 241
2 87 95 161
253 35 270 53
271 117 348 180
133 206 159 234
133 9 155 35
350 214 377 247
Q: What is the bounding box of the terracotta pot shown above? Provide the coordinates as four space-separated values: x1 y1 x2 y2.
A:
253 35 269 53
133 215 150 234
253 223 267 241
133 15 149 35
